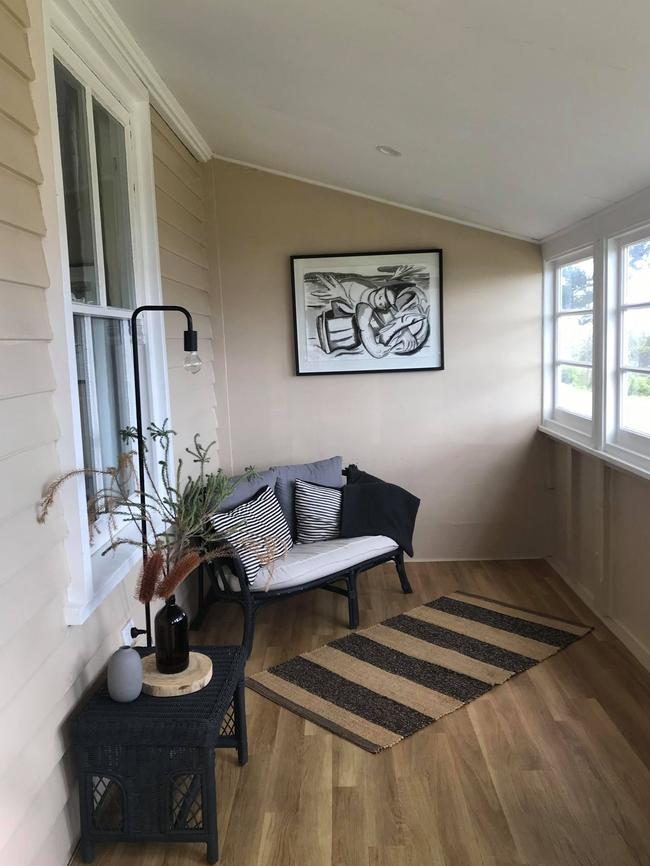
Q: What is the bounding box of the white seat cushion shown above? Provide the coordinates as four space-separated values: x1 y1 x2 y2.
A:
223 535 398 592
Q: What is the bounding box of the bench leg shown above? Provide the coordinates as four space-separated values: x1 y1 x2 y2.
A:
242 600 256 659
346 571 359 629
190 563 215 630
395 550 413 594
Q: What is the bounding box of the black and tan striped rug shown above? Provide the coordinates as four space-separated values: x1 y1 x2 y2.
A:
247 591 592 752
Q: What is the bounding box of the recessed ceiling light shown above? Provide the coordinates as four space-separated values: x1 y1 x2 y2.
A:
376 145 402 157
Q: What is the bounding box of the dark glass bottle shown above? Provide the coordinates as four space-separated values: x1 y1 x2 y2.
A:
154 595 189 674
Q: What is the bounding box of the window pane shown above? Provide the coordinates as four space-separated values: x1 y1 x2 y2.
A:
557 364 592 418
557 313 593 364
623 240 650 305
54 59 98 304
73 316 98 503
91 318 133 473
93 100 135 309
621 372 650 435
559 258 593 311
73 315 134 521
623 307 650 370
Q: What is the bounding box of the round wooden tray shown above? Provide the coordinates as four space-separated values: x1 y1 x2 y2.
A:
142 651 213 697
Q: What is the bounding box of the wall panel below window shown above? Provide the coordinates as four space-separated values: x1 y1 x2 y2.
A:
548 439 650 671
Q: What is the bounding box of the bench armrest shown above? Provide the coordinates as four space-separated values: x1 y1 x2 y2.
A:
209 552 251 596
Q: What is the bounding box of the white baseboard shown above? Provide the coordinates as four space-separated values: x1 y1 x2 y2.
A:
546 556 650 672
407 554 549 562
547 555 596 606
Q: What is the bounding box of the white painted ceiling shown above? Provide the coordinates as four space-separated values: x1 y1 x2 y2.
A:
111 0 650 240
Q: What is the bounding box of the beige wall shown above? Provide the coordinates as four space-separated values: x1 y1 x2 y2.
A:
207 159 550 559
152 109 223 464
550 440 650 670
0 7 218 865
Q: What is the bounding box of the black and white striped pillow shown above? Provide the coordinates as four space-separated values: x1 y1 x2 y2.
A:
294 478 342 544
211 485 293 583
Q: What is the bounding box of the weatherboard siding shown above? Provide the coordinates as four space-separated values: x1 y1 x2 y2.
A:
0 4 99 865
0 10 217 866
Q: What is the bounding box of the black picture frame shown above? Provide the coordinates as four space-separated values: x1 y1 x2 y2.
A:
290 249 444 376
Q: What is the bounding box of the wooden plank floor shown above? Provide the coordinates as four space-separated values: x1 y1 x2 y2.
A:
84 560 650 866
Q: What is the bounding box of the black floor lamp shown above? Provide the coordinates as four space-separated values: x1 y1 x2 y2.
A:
129 305 201 646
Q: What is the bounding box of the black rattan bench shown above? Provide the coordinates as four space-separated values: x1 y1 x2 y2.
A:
192 546 412 657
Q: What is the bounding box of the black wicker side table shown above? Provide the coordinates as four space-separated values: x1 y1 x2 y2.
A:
71 645 247 864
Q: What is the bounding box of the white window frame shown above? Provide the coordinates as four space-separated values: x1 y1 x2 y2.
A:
542 246 598 448
604 225 650 472
53 46 139 552
44 2 171 624
541 197 650 481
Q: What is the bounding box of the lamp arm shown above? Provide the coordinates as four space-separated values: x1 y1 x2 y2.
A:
129 304 196 647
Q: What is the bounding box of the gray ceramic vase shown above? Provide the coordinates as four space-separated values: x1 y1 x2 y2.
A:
107 646 143 702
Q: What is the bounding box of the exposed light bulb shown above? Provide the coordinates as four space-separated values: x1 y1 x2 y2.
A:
184 350 202 374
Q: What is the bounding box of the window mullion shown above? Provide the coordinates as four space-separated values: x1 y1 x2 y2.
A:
71 301 131 320
84 84 108 308
551 265 559 413
621 366 650 375
616 245 625 440
621 301 650 312
119 319 136 431
591 238 606 449
555 360 592 369
556 308 593 318
82 316 103 474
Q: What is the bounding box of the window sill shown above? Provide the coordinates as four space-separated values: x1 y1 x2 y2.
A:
539 423 650 483
64 536 143 626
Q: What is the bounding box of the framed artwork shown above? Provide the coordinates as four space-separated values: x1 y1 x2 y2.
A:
291 249 443 375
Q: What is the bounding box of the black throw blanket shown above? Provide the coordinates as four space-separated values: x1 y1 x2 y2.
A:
340 465 420 557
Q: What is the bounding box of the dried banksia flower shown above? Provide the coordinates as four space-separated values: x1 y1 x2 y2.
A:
156 551 201 600
37 469 108 524
137 550 163 603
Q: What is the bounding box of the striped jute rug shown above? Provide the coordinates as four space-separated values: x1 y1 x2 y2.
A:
247 591 592 752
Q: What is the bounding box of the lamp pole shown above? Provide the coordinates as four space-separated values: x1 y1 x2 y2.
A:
129 305 200 646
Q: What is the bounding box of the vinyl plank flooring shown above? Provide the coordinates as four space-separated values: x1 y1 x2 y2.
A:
78 559 650 866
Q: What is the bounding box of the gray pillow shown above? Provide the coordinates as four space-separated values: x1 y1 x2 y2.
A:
218 469 278 512
271 456 343 533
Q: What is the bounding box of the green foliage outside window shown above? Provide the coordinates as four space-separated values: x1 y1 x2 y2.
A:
561 264 593 310
628 373 650 397
560 366 591 390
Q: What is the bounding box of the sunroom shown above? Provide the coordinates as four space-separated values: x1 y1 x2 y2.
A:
1 1 649 865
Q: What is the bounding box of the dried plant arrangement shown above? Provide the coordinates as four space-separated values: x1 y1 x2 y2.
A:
38 421 255 603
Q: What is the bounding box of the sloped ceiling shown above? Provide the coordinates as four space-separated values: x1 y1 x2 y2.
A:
111 0 650 240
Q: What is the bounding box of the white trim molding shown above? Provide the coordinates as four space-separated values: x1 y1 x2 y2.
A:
49 0 212 162
539 425 650 483
548 554 650 672
543 183 650 258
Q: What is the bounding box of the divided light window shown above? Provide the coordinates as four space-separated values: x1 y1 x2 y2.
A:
53 57 137 509
544 234 650 475
555 256 594 421
616 238 650 440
